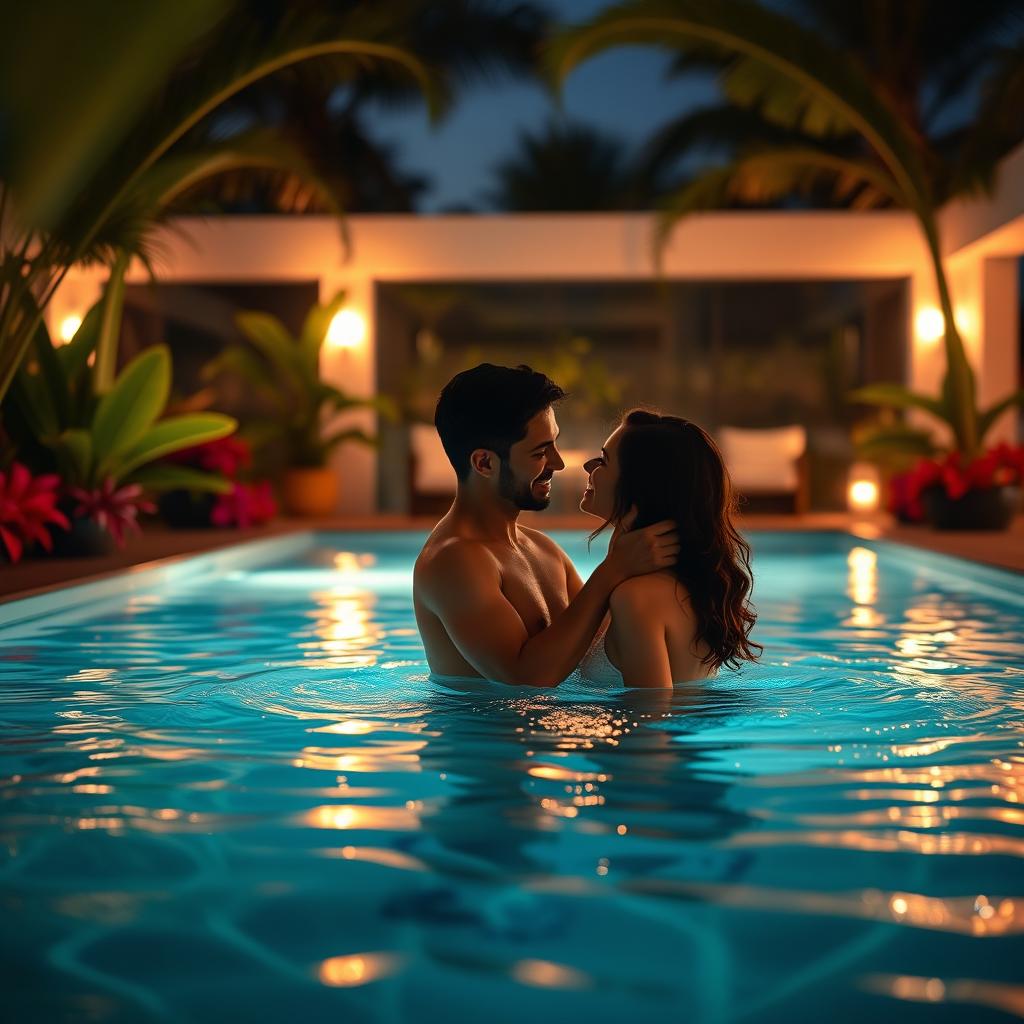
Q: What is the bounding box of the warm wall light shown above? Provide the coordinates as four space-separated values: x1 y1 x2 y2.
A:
914 307 945 345
848 462 881 512
953 304 974 337
326 308 366 350
59 314 83 343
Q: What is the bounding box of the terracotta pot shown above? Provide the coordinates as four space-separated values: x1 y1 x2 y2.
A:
923 484 1020 531
281 466 339 518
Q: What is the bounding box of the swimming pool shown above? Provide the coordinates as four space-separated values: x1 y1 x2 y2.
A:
1 530 1022 1022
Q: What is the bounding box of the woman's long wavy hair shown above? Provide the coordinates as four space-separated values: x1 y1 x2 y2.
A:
592 409 762 671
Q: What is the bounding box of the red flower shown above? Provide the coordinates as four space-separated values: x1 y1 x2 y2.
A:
0 462 70 563
893 444 1024 517
166 436 251 478
210 481 276 529
68 479 157 548
887 470 926 522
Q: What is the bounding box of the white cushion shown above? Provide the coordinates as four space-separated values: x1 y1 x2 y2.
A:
411 424 455 491
718 425 806 492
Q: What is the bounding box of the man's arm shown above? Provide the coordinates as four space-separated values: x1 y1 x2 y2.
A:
420 524 678 687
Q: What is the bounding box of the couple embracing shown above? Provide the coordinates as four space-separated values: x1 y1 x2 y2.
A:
414 363 761 689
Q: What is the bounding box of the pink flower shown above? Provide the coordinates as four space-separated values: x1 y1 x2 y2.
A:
67 479 156 548
210 481 276 529
0 462 70 563
165 436 251 478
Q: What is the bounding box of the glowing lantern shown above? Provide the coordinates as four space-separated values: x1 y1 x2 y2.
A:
848 463 881 512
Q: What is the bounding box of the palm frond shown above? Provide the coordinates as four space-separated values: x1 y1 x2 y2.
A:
546 0 928 212
978 389 1024 445
654 147 901 253
719 56 854 138
0 0 232 230
55 9 443 262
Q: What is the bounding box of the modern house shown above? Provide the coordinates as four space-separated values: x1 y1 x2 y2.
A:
48 145 1024 515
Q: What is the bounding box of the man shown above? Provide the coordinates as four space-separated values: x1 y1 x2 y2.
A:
414 363 679 686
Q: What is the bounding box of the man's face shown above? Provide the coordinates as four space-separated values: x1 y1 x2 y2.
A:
500 407 565 511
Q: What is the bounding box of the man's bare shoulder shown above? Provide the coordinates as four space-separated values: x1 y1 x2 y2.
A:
518 524 571 562
415 534 500 586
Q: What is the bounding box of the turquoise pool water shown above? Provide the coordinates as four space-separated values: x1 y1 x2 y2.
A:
1 530 1022 1023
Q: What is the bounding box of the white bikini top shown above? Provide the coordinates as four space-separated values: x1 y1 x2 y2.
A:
571 626 624 688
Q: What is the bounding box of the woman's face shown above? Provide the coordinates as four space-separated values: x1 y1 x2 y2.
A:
580 425 624 519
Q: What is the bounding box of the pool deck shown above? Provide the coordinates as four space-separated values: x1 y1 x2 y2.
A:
1 511 1022 602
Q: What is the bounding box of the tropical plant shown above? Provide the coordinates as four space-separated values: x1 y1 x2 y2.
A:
202 292 396 469
200 0 549 215
2 303 236 505
531 334 625 420
0 2 441 405
546 0 1024 459
158 435 278 530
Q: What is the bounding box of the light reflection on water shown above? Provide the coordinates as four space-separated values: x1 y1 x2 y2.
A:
0 531 1022 1022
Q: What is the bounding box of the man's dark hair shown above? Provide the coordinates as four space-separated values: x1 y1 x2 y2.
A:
434 363 565 481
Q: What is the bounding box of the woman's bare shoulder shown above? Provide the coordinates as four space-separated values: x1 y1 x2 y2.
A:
610 572 686 612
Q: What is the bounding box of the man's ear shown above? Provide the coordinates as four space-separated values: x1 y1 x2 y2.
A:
469 448 496 478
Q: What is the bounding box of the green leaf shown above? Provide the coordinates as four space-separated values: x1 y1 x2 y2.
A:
0 1 232 229
545 0 928 212
126 463 232 495
29 311 69 430
235 311 309 395
853 423 937 465
116 129 348 260
93 251 130 394
239 419 286 452
50 428 94 485
977 389 1024 445
202 345 288 410
108 413 236 481
847 383 950 424
319 383 398 420
91 344 171 460
321 427 376 453
653 148 901 261
300 290 346 374
57 302 102 383
4 369 58 449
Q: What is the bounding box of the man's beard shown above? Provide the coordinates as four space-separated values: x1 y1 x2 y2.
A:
499 460 551 511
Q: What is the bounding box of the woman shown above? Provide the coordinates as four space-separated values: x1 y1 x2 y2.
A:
575 409 761 688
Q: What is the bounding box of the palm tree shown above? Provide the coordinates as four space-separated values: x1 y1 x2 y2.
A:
0 2 442 404
547 0 1024 458
195 0 550 215
485 118 667 211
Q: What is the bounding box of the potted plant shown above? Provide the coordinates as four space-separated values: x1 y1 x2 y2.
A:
203 292 396 517
159 435 277 529
847 383 1024 529
2 310 235 553
888 444 1024 531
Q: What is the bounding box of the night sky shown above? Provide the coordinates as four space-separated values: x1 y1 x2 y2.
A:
370 0 721 212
